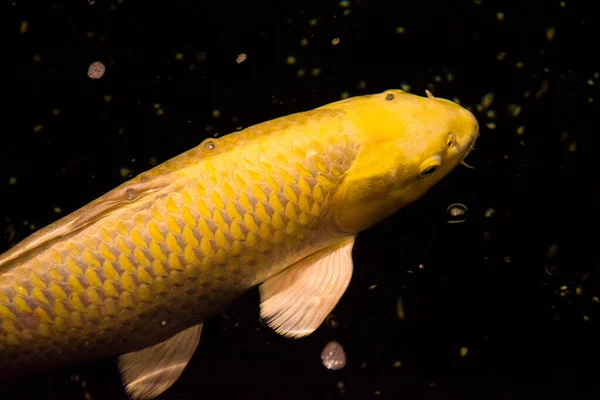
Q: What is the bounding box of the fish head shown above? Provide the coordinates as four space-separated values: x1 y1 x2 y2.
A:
327 89 479 234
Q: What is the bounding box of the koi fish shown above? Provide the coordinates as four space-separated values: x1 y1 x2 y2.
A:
0 89 478 399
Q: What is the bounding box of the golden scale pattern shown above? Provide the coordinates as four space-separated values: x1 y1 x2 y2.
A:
0 109 359 374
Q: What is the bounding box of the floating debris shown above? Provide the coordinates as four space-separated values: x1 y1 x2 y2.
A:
87 61 106 79
120 167 132 178
507 103 522 116
236 53 247 64
326 314 339 328
20 21 29 35
396 297 405 320
331 38 340 45
478 92 494 112
321 341 347 370
460 346 469 357
535 80 550 99
546 26 555 41
286 56 296 65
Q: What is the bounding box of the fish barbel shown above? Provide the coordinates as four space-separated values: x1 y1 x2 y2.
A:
0 89 478 398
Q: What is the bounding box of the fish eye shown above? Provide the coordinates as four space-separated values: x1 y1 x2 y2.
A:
420 165 438 177
385 93 395 101
419 156 442 177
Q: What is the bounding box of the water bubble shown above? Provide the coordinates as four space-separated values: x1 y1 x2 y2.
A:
326 314 339 328
546 244 559 261
87 61 106 79
125 188 137 200
321 341 346 370
203 140 216 151
446 203 468 223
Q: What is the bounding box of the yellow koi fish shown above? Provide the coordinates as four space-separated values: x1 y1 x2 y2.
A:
0 89 478 399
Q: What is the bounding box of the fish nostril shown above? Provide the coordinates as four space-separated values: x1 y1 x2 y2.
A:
447 134 457 149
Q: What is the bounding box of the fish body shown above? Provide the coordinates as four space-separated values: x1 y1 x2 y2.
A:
0 90 478 398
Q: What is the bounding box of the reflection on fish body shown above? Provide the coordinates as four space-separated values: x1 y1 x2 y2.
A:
0 89 479 399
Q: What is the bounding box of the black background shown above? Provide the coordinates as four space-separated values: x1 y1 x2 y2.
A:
3 0 594 399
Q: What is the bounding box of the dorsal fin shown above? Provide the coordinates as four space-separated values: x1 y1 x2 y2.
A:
0 173 174 271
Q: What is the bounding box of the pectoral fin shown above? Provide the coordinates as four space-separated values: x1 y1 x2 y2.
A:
259 237 355 338
118 323 203 400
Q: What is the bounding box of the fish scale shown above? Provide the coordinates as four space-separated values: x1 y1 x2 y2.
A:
0 108 358 377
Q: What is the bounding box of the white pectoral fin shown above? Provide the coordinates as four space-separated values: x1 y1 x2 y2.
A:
259 237 356 339
119 323 203 400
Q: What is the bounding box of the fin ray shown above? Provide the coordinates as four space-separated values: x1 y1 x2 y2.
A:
259 237 355 338
119 323 203 400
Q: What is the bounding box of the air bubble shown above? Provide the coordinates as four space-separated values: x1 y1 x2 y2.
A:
321 341 346 370
87 61 106 79
446 203 469 223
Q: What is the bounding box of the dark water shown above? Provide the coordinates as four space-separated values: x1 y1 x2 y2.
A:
3 0 594 399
